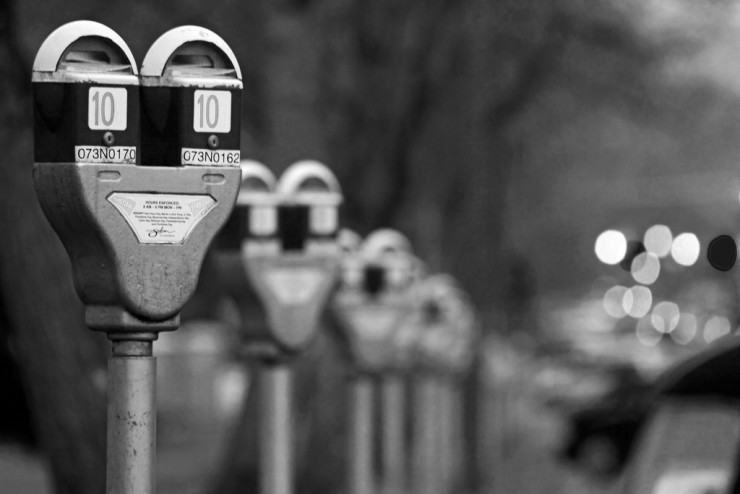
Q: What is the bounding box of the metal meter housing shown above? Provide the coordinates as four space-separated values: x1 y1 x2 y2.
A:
333 229 421 373
140 26 242 168
414 275 476 375
32 22 241 337
33 21 139 164
213 160 278 353
243 160 343 358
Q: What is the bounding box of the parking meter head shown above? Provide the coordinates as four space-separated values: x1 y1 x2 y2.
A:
237 161 343 357
276 161 342 252
140 26 242 167
33 21 139 165
217 160 277 251
362 229 413 257
33 24 242 336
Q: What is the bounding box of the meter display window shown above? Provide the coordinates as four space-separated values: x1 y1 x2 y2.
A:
623 400 740 494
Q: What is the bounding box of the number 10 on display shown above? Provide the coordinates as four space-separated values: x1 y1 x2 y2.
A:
88 87 127 131
193 90 231 133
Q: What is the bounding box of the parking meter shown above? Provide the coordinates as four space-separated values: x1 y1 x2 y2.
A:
140 25 242 167
333 229 420 373
244 160 343 359
33 22 242 336
331 229 422 494
218 160 341 494
408 274 476 494
32 21 242 494
213 160 278 353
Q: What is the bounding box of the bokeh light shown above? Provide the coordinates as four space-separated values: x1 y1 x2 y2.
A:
644 225 673 258
595 230 627 265
650 301 680 333
603 285 628 318
671 233 701 266
704 316 731 343
623 286 653 318
636 317 662 346
671 313 698 344
631 252 660 285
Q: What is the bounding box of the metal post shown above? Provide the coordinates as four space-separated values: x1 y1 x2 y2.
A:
107 340 156 494
436 379 454 494
448 382 464 494
381 376 406 494
259 364 293 494
348 374 375 494
412 376 440 494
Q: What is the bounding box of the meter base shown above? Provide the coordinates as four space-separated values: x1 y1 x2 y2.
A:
87 305 179 336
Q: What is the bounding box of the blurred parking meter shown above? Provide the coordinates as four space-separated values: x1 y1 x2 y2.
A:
214 160 277 344
332 229 420 494
32 22 241 494
218 160 342 494
410 275 475 494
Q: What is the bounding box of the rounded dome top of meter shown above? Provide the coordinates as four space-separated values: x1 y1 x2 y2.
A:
421 274 463 301
276 160 342 201
362 229 413 257
33 21 137 76
140 25 242 81
237 160 276 198
338 229 363 253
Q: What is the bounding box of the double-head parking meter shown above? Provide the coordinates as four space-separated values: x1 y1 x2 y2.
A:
33 22 242 338
33 21 242 494
214 159 342 494
238 160 343 361
332 229 422 494
333 229 421 374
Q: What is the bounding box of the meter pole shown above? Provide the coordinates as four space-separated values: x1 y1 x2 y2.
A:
381 375 406 494
106 339 157 494
412 375 440 494
348 373 375 494
259 362 293 494
436 378 454 494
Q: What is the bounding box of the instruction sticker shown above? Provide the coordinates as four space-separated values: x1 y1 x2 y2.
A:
108 193 216 244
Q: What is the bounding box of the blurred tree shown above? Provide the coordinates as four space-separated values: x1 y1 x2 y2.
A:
0 0 108 493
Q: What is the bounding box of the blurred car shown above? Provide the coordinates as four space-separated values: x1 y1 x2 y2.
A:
558 370 654 476
619 335 740 494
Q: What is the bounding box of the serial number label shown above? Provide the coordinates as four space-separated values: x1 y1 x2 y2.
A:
181 148 240 166
76 146 136 164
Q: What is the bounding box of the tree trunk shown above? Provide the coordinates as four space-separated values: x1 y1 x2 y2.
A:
0 4 108 494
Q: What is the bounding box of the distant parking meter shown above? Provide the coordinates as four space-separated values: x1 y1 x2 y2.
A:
140 25 242 167
333 229 420 373
244 160 343 359
331 229 421 494
408 274 477 494
219 160 342 494
32 21 242 494
213 160 279 353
